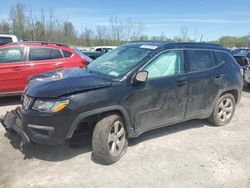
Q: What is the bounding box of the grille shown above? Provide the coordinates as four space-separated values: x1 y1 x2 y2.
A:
23 95 33 110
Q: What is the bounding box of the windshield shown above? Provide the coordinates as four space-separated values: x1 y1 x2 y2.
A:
87 46 152 78
234 51 250 57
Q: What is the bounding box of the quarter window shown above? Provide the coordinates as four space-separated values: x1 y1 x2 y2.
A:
62 50 73 57
0 47 25 63
144 50 184 79
213 51 231 65
29 47 63 61
186 50 214 72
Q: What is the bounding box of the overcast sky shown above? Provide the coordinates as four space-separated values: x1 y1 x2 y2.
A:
1 0 250 40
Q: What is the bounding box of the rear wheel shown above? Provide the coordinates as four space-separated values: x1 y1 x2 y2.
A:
92 114 128 164
208 93 235 126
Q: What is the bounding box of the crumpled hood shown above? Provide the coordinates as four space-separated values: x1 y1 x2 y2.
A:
26 68 112 98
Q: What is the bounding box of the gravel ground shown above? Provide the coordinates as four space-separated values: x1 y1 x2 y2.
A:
0 89 250 188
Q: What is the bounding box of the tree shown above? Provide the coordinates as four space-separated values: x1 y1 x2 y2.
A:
0 21 10 34
9 3 26 39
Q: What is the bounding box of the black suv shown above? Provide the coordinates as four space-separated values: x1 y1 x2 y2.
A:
1 42 243 164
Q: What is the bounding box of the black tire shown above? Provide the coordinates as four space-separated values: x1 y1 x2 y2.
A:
92 114 128 164
208 93 236 126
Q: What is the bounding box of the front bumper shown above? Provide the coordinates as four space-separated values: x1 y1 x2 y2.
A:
1 106 77 145
0 109 30 147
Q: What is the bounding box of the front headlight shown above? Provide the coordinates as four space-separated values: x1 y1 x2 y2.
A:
32 99 70 113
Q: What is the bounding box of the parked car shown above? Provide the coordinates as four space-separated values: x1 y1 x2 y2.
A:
89 46 116 54
82 51 103 60
231 48 250 55
0 34 18 46
233 51 250 70
1 42 243 164
0 41 90 96
244 68 250 87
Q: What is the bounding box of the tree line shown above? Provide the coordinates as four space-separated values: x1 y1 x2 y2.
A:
0 3 249 48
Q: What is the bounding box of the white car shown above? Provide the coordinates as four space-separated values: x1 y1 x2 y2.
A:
0 34 18 46
90 46 116 54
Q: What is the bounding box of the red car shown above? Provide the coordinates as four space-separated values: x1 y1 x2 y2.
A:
0 41 90 96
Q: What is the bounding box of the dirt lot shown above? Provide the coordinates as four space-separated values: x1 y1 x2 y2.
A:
1 89 250 188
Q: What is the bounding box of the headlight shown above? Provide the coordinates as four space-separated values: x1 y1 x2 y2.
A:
32 99 70 113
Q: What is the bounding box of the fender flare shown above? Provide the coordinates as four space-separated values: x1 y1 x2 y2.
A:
66 105 134 138
209 86 241 115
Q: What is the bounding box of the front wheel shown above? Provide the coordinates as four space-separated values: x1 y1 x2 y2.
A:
208 93 236 126
92 114 128 164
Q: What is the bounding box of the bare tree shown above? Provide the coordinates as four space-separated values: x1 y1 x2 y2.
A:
9 3 26 39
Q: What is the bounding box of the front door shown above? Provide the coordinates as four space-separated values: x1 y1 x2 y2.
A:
125 50 188 132
0 46 26 93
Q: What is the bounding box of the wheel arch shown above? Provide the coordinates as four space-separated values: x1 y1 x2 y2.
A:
219 88 240 104
66 105 134 139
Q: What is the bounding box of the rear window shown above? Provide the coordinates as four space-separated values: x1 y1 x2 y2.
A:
186 50 214 72
0 37 12 46
29 47 63 61
62 50 73 57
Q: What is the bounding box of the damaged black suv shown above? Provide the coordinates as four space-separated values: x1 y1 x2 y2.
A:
1 42 243 164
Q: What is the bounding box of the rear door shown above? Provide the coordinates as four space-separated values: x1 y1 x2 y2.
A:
184 49 223 118
25 47 66 80
0 46 26 93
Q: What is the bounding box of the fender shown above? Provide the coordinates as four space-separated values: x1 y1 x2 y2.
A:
66 105 134 139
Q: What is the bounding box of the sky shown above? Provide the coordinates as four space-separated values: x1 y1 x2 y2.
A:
0 0 250 41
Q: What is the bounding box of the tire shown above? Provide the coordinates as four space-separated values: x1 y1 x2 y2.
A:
208 93 236 126
92 114 128 164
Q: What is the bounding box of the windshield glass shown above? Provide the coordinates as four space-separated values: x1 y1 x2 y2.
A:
87 46 152 78
234 51 249 57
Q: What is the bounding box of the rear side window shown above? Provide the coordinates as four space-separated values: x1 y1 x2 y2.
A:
0 37 12 46
29 47 63 61
186 50 214 72
0 47 24 63
62 50 73 57
213 51 232 65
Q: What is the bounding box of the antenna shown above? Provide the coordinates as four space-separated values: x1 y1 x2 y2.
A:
200 34 203 42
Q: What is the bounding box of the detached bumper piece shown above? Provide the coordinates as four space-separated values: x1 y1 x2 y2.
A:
0 110 30 149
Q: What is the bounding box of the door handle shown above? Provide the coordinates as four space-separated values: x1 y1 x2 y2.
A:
54 63 63 68
12 66 22 71
177 80 188 86
215 74 222 79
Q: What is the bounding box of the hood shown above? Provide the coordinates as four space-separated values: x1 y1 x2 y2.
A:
26 68 112 98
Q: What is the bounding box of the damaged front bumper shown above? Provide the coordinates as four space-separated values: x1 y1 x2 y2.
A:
0 108 30 148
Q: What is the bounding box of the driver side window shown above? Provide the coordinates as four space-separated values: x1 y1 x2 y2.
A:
144 50 184 79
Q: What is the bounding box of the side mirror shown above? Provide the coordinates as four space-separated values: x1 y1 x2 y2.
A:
134 71 148 83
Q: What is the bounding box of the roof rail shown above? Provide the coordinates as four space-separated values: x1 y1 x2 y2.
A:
128 40 222 47
15 41 68 48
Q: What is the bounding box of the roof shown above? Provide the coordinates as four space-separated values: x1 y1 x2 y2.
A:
125 41 225 51
1 41 70 49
